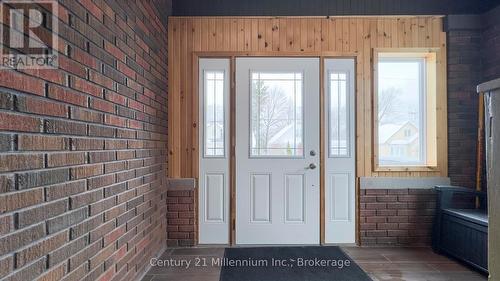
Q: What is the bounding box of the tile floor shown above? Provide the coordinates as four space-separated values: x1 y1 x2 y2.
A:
142 247 487 281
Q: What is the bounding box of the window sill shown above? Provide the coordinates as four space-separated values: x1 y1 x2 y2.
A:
373 165 439 172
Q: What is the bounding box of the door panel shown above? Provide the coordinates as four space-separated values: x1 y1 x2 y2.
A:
236 57 320 244
250 174 271 222
329 173 350 221
285 174 305 222
205 173 225 222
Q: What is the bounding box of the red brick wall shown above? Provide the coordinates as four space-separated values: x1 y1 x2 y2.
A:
482 6 500 81
0 1 169 281
166 189 196 247
360 189 436 246
447 29 482 188
447 7 500 188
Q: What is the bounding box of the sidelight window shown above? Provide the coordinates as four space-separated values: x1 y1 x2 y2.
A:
204 71 225 157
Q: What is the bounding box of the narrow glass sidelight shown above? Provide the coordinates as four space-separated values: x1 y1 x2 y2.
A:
249 72 304 157
204 70 225 157
198 58 230 244
324 58 356 244
328 72 349 157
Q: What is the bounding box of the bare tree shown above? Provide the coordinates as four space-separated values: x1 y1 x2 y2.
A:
378 87 401 124
261 87 289 149
252 80 290 153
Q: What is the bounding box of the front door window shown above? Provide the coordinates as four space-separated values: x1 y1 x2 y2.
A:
250 72 303 157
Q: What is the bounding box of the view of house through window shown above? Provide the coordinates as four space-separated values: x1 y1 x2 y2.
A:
377 57 426 166
250 72 303 157
204 71 225 157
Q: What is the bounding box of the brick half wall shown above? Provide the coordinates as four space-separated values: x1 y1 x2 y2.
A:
360 188 436 246
166 179 197 247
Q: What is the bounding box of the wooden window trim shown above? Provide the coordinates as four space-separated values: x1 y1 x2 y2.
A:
372 48 440 172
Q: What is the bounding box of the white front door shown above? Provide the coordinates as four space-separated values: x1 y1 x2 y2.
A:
235 58 320 244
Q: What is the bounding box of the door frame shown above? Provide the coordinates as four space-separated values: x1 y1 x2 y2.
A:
193 51 359 245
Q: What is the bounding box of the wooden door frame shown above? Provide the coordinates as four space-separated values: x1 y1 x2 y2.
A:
193 51 359 246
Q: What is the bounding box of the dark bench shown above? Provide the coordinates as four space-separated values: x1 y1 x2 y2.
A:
432 185 488 274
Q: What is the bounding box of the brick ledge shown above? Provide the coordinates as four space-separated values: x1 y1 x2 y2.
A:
360 177 450 189
167 178 196 190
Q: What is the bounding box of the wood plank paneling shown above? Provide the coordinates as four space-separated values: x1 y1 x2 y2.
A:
167 16 448 180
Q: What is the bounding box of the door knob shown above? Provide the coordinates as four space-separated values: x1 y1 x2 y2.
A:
308 163 317 170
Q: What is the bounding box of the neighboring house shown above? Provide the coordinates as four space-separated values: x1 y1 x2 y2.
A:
266 123 303 155
205 122 224 155
206 122 224 143
379 122 420 164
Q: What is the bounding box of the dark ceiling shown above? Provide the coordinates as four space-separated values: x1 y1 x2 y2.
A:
172 0 500 16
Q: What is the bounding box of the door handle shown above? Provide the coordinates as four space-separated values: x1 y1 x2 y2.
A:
307 163 317 170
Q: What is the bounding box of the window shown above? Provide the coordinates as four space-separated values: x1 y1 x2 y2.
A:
204 71 225 157
375 51 437 168
328 72 349 157
250 72 303 157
